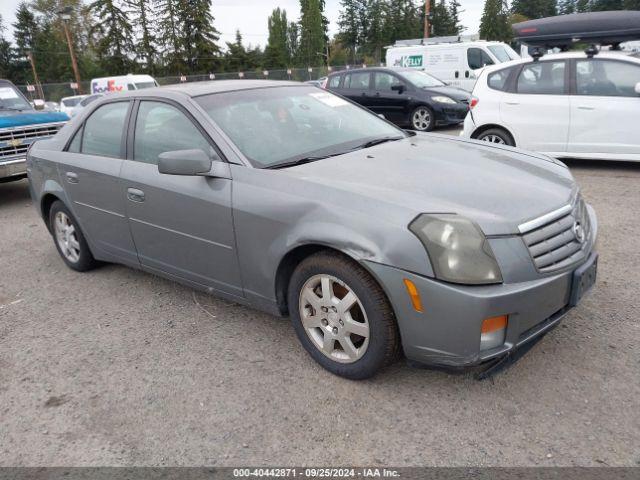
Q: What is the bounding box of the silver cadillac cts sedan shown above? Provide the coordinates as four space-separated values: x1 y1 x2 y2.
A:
27 80 598 379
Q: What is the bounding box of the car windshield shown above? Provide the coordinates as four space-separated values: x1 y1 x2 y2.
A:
399 70 445 88
135 82 156 89
489 45 520 62
196 86 405 168
62 97 82 107
0 84 32 111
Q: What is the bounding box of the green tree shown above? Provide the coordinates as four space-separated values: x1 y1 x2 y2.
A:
591 0 624 9
298 0 326 66
179 0 221 73
512 0 557 18
155 0 182 73
13 2 39 60
89 0 134 74
127 0 156 72
623 0 640 8
265 8 290 68
225 30 249 72
0 15 13 79
575 0 592 11
287 22 299 64
480 0 512 42
558 0 577 14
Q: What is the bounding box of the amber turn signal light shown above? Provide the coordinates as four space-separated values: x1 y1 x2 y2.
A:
403 278 424 313
481 315 508 334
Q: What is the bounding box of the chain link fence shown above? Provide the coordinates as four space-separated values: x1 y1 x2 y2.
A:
15 65 377 103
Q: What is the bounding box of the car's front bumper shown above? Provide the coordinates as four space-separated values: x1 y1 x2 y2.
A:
363 251 597 369
0 157 27 180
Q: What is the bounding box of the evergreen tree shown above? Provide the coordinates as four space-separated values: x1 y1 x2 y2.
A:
298 0 327 66
512 0 557 18
13 2 39 60
558 0 577 14
155 0 182 73
480 0 512 42
591 0 624 9
575 0 592 11
449 0 464 34
265 8 290 68
0 15 13 79
624 0 640 8
225 30 249 72
287 22 299 64
127 0 156 73
89 0 134 74
179 0 221 73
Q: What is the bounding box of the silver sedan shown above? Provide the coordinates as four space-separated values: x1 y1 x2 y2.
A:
27 81 598 379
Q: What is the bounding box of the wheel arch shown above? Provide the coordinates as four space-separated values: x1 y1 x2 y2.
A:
274 243 364 316
40 193 63 233
471 123 517 145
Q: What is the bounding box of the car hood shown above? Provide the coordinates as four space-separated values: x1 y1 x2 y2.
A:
422 85 471 102
0 110 69 128
285 134 576 236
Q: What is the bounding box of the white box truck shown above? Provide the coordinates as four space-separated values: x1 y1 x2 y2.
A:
386 36 520 91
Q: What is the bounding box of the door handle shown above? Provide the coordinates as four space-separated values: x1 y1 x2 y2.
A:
127 188 145 203
66 172 79 184
578 106 595 111
505 101 520 106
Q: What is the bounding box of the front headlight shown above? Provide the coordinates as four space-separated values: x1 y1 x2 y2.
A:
431 95 457 104
409 214 503 285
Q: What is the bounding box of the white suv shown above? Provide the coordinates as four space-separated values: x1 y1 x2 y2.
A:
462 51 640 161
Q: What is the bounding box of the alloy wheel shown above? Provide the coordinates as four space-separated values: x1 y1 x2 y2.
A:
480 134 506 144
54 211 81 263
412 108 432 131
298 274 370 364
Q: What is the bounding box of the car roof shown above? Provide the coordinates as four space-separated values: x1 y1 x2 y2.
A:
481 50 640 74
328 67 416 76
113 79 305 98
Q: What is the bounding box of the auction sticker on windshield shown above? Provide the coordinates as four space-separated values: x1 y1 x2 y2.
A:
309 92 348 108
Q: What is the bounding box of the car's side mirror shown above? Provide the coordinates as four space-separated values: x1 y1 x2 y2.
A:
636 82 640 95
33 99 45 110
391 84 405 94
377 114 386 119
158 149 213 176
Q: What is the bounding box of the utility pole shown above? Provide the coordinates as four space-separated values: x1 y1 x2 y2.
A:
27 51 44 100
57 6 83 94
424 0 431 39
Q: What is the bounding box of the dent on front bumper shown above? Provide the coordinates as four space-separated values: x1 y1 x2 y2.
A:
363 250 596 369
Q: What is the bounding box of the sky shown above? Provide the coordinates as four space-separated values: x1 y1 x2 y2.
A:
0 0 485 47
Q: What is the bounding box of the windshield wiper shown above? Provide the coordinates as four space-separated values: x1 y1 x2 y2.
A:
265 137 404 170
352 136 404 150
0 106 25 112
264 154 336 170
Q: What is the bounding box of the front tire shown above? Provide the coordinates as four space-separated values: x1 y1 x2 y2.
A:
410 106 435 132
288 251 400 379
49 200 98 272
476 128 515 146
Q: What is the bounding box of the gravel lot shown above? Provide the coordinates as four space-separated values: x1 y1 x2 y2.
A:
1 134 639 466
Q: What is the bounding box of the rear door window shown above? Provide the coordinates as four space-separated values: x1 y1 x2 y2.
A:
328 75 341 89
488 68 512 91
517 61 566 95
344 72 371 90
81 101 129 158
576 59 640 97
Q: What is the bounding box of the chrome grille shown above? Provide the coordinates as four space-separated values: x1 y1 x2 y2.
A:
0 122 65 159
521 195 592 273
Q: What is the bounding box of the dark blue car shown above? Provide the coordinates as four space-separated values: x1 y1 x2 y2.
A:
0 79 69 182
326 67 471 132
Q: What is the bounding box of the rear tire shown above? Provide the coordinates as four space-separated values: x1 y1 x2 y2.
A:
476 128 515 146
288 251 400 379
49 200 98 272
